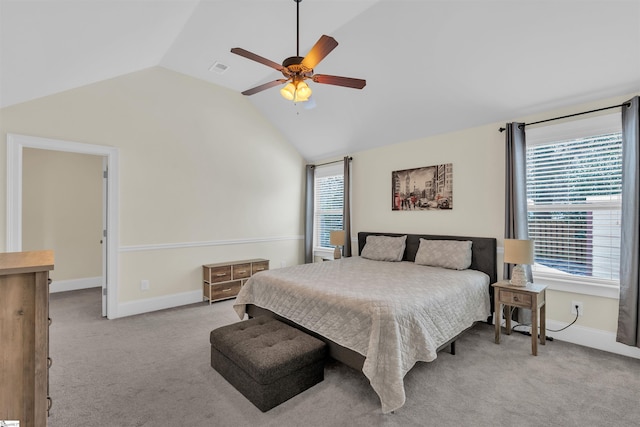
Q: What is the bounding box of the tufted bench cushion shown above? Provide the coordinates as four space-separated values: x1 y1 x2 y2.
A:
210 316 327 412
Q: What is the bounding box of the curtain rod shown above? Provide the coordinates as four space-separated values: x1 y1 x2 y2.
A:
311 156 352 168
498 102 631 133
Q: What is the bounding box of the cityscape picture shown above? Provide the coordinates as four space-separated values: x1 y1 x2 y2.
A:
392 164 453 211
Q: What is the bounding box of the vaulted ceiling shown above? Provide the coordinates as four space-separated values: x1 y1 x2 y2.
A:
2 0 639 161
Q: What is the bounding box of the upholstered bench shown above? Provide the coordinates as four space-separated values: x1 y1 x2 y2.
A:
210 316 327 412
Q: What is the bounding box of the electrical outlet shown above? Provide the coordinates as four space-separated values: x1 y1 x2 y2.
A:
571 300 583 316
140 279 150 291
280 261 287 268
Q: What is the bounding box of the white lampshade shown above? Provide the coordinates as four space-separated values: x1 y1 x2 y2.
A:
330 230 345 246
280 82 296 101
295 81 312 100
504 239 533 287
280 80 312 102
504 239 534 265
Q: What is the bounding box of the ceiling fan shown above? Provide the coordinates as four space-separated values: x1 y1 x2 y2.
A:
230 0 366 102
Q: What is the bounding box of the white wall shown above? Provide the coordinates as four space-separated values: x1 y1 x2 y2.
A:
348 92 640 358
0 67 305 317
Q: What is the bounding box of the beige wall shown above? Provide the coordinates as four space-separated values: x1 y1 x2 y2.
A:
352 124 503 239
349 92 639 337
0 67 305 312
22 148 103 281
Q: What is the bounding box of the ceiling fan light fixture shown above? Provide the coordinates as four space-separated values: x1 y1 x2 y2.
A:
280 82 296 100
295 81 312 100
280 79 312 102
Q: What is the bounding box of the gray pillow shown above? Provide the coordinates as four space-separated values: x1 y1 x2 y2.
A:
361 235 407 262
415 239 472 270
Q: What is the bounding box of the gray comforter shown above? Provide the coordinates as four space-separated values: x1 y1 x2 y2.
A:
233 256 490 413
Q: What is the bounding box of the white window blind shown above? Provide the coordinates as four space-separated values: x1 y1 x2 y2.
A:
314 164 344 250
526 114 622 283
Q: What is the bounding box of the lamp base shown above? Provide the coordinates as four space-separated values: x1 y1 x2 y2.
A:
509 264 528 287
333 246 341 259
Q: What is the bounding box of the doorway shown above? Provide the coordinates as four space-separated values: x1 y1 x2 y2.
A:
6 133 119 319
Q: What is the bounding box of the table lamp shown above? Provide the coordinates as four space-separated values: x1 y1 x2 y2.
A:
504 239 534 287
330 230 345 259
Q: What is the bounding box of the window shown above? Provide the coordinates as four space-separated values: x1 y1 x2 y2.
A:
314 164 343 251
526 114 622 285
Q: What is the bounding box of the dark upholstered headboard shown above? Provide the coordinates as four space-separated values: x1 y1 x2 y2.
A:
358 231 497 324
357 231 497 284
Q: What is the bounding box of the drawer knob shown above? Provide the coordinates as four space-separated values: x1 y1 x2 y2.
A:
514 296 519 301
237 270 247 274
216 273 227 277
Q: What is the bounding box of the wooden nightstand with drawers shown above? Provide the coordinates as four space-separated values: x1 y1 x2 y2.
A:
492 280 547 356
202 259 269 304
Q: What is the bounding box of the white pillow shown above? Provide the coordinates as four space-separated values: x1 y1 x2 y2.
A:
361 235 407 262
415 239 472 270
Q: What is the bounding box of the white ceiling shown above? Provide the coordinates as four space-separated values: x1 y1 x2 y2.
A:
2 0 639 161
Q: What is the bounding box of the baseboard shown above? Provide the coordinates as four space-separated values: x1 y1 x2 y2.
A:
545 320 640 360
50 276 102 293
115 290 204 318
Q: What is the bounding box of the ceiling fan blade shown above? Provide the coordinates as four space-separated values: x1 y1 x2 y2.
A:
231 48 284 71
312 74 366 89
241 79 289 96
301 35 338 70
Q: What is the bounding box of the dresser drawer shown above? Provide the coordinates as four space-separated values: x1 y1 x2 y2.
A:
233 263 251 280
204 281 242 302
204 265 232 283
252 261 269 275
499 290 532 308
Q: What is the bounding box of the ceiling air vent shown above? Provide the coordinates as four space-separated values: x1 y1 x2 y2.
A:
209 61 229 74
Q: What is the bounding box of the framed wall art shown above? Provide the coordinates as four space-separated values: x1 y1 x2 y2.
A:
392 164 453 210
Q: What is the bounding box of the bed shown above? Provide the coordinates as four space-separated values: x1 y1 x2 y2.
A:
233 231 497 413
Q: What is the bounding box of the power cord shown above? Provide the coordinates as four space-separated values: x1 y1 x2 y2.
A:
547 304 580 332
503 306 541 337
511 325 554 341
509 304 580 339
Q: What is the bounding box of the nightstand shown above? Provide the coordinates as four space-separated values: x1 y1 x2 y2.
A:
492 280 547 356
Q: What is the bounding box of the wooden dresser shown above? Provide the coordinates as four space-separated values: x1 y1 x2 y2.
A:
0 250 54 427
203 258 269 304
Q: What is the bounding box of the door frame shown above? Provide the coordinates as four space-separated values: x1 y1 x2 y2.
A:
6 133 119 319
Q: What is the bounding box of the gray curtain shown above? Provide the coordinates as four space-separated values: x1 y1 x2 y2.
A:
504 122 532 323
343 156 352 257
304 165 315 263
617 96 640 347
504 122 532 279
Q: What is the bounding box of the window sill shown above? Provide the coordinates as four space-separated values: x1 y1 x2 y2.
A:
313 248 335 260
533 274 620 299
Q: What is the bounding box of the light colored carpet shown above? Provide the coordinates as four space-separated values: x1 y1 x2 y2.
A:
48 288 640 427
